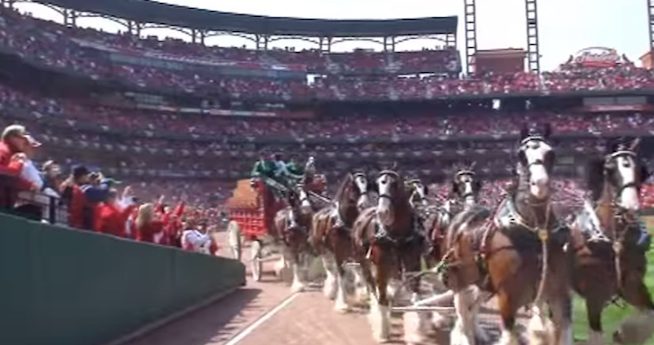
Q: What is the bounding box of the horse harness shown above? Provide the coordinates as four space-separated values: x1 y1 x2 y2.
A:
372 210 424 248
572 201 650 295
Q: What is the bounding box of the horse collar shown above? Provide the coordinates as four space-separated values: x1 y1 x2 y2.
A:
496 197 551 234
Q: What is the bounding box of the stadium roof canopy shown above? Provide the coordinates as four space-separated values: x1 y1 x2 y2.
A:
33 0 458 37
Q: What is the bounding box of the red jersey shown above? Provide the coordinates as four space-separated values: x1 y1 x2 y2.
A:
94 203 136 238
68 185 86 229
136 220 165 243
0 142 31 207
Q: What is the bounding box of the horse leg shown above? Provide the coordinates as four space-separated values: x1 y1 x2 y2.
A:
369 264 391 343
403 251 431 345
450 285 478 345
274 252 287 279
334 248 350 313
585 298 605 345
321 252 338 300
352 263 370 305
496 290 520 345
548 292 573 345
613 274 654 345
290 248 306 293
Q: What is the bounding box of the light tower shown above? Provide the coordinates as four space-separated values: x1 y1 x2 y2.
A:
525 0 541 73
463 0 477 75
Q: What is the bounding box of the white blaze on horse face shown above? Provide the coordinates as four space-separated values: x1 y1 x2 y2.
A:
459 175 475 207
413 182 427 204
377 174 394 225
354 175 370 209
522 140 552 199
616 155 640 211
299 189 312 214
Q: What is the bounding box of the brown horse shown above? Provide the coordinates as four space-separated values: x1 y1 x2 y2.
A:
274 184 314 292
424 166 483 269
352 169 427 343
569 138 654 345
443 125 572 345
310 171 374 312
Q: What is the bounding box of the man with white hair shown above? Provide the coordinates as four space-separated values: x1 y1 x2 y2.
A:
0 124 42 214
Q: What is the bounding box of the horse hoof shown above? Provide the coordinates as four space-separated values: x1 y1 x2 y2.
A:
291 283 306 293
334 304 350 314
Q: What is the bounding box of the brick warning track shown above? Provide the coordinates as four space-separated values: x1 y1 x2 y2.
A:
121 240 556 345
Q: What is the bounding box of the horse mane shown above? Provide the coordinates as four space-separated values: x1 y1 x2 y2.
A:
585 157 605 201
333 173 354 202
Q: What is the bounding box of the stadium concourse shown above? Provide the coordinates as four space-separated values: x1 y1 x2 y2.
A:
1 1 654 344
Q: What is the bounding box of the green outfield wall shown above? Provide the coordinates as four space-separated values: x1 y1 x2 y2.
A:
0 212 245 345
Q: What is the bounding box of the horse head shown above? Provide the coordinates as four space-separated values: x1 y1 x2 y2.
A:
334 170 371 212
451 162 482 208
376 169 409 228
296 184 313 215
587 137 649 212
517 123 556 201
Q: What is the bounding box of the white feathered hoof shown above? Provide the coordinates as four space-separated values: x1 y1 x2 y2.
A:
290 280 306 293
334 301 350 314
403 311 431 345
449 319 474 345
323 274 337 300
273 258 286 277
613 311 654 345
526 306 555 345
354 287 370 307
368 303 391 343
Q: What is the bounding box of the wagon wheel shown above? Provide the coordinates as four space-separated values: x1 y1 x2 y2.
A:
251 240 263 282
227 225 242 261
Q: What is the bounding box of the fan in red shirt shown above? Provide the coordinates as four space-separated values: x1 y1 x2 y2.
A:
94 187 137 238
60 165 91 229
134 202 165 243
164 200 186 247
0 125 40 209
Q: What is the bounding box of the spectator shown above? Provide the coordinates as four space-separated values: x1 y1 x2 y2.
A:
134 203 165 243
60 165 91 229
41 160 63 195
181 219 216 255
94 187 136 237
0 124 40 211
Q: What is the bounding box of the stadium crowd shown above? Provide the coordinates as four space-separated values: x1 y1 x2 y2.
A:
2 9 654 102
1 7 654 256
1 84 653 141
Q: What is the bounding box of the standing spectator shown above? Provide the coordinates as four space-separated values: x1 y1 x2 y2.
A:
14 133 47 220
0 125 40 211
181 220 216 255
41 160 63 195
94 187 136 237
60 165 110 230
60 165 88 228
134 203 165 243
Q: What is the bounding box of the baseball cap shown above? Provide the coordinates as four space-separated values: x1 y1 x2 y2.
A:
1 125 41 147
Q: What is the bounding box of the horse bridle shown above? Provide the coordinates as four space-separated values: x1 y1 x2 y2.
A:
455 171 476 200
378 170 400 202
606 150 640 208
